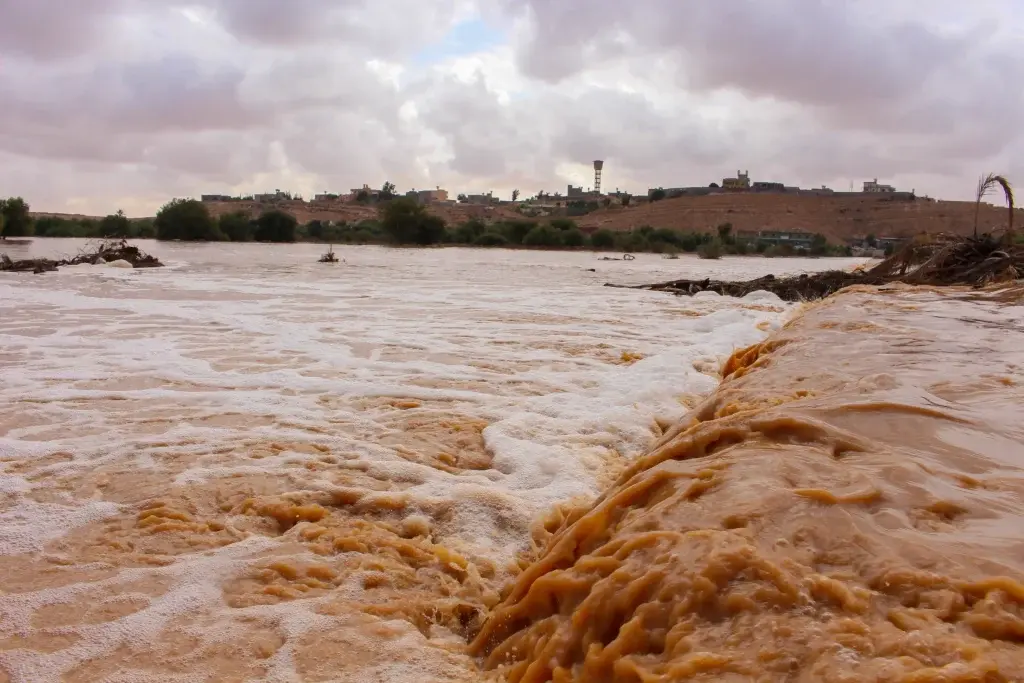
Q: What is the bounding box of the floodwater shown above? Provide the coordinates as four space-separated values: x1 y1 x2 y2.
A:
474 284 1024 682
7 240 1019 681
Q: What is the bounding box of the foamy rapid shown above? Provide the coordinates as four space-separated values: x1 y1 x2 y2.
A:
0 240 865 681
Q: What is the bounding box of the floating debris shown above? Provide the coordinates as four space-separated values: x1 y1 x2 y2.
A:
610 234 1023 301
0 238 163 274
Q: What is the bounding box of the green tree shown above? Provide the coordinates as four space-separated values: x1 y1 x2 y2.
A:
155 199 220 241
522 224 562 247
134 218 157 239
254 210 297 242
500 220 536 244
810 233 828 256
563 228 586 247
650 188 667 202
865 233 878 248
356 190 371 204
717 222 733 240
306 219 325 240
549 218 577 231
590 229 615 249
380 197 446 245
452 218 486 244
621 194 632 207
512 189 520 202
220 211 253 242
380 181 397 200
0 197 34 237
100 210 131 238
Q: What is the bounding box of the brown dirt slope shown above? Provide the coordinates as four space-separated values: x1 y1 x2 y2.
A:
577 194 1022 242
203 200 525 226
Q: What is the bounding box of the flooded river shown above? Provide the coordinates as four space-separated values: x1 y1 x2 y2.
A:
7 242 1019 681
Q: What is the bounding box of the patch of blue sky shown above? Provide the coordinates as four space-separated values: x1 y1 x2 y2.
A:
412 17 506 66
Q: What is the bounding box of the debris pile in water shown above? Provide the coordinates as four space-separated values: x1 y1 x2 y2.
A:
611 234 1023 301
0 238 163 273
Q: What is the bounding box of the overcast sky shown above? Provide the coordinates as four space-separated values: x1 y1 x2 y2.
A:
1 0 1022 216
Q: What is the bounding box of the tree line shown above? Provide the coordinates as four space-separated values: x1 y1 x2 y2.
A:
2 195 852 256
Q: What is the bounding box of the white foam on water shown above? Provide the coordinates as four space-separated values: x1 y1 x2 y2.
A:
0 243 867 680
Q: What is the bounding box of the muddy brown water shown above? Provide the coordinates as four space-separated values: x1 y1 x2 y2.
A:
474 284 1024 682
1 242 1021 681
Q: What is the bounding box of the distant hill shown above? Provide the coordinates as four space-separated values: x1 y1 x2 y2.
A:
30 193 1020 244
576 194 1020 242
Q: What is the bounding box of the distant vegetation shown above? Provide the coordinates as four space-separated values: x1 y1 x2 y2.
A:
2 195 852 256
0 197 34 237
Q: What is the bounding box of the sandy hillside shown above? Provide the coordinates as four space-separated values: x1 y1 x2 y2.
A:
577 194 1022 242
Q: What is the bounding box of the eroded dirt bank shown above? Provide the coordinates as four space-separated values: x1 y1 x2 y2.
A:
473 284 1024 682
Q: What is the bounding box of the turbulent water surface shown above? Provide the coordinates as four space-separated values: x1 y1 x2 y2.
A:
474 285 1024 682
0 241 854 682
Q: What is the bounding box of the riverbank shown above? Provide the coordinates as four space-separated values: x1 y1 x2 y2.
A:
3 234 857 260
473 283 1024 681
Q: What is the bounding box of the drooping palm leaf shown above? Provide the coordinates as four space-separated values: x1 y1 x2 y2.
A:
973 173 1015 240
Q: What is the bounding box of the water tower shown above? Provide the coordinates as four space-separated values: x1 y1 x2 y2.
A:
593 160 604 195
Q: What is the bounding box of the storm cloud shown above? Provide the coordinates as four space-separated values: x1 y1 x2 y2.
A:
0 0 1021 215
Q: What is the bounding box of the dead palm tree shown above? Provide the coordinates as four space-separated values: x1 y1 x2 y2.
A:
973 173 1014 242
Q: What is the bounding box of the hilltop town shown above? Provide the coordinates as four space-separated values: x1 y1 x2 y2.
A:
194 167 1018 251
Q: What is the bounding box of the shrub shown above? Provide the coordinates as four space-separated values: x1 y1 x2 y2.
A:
523 224 563 247
562 228 586 247
549 218 577 231
452 218 486 244
220 211 253 242
499 220 536 244
100 210 131 238
697 239 723 259
616 231 649 252
254 210 297 242
650 227 680 246
474 232 508 246
590 229 615 249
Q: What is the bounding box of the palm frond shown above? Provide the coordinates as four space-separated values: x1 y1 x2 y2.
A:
974 172 1015 240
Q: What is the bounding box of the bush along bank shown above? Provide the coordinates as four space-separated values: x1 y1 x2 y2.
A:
8 195 853 256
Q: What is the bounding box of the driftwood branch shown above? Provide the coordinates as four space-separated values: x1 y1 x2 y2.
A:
610 234 1023 302
0 239 163 274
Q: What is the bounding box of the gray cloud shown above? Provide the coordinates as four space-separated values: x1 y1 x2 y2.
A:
0 0 129 61
0 0 1021 215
